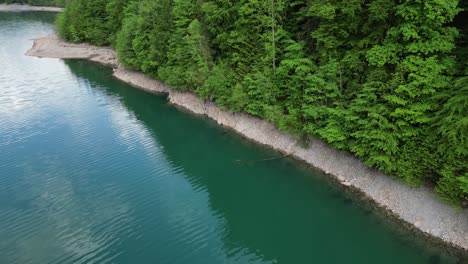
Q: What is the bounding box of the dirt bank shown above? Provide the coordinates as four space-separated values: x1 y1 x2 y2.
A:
26 33 468 251
0 4 63 12
25 33 116 66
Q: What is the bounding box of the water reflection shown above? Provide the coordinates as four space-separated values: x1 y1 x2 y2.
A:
63 60 466 264
0 11 465 264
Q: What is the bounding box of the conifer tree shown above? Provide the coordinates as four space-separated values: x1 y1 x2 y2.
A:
54 0 468 205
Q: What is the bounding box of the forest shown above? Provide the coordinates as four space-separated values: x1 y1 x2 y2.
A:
0 0 66 7
54 0 467 205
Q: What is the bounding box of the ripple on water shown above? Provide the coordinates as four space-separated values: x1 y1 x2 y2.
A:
0 12 466 264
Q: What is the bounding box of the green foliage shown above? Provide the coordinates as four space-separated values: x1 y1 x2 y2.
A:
460 176 468 194
434 73 468 203
56 0 112 45
437 170 468 205
115 0 173 76
159 0 212 90
105 0 132 45
437 76 468 157
56 0 468 205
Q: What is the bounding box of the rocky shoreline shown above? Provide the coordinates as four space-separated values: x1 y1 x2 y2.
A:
0 4 63 12
26 33 468 251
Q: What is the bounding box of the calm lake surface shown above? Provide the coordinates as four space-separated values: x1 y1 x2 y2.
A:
0 12 466 264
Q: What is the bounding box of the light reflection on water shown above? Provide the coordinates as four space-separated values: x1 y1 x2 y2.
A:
0 11 465 264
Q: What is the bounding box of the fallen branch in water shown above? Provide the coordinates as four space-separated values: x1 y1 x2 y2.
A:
235 141 297 163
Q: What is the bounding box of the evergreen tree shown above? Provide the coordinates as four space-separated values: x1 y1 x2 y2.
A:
54 0 468 205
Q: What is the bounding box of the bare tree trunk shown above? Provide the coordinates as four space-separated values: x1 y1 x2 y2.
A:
271 0 276 76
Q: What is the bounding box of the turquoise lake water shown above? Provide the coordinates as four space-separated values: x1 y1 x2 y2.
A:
0 12 466 264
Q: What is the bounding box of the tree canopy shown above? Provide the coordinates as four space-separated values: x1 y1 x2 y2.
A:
56 0 468 206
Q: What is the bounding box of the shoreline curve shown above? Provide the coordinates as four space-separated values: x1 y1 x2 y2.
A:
26 33 468 252
0 4 63 12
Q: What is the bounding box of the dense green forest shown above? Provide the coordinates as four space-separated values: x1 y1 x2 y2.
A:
55 0 467 205
0 0 66 7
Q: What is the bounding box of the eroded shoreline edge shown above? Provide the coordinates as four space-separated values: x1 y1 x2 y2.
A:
25 32 468 253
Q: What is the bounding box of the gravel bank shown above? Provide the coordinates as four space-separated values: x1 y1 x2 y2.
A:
26 33 468 251
0 4 63 12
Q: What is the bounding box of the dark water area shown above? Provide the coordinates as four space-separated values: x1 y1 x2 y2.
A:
0 12 466 264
